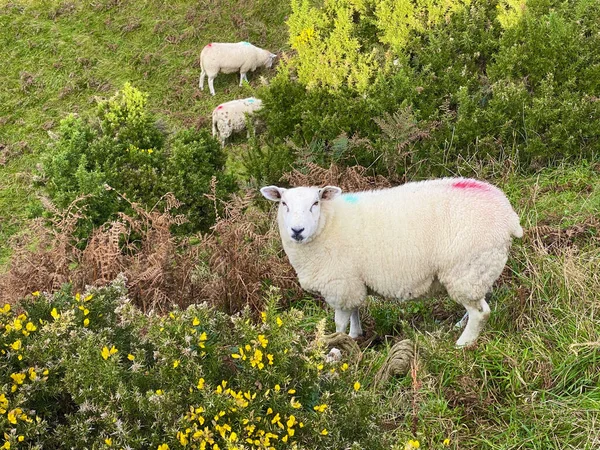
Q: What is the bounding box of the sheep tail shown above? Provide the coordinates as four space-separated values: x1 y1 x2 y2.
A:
511 213 524 238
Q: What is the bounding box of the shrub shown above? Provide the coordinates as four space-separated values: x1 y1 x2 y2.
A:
252 0 600 179
0 280 392 449
42 83 235 237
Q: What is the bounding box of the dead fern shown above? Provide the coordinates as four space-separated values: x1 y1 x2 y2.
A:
199 189 301 315
282 162 393 192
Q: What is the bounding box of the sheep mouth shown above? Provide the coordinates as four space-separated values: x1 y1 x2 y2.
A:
291 234 305 242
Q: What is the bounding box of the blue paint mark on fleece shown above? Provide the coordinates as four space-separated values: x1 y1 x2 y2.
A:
247 98 255 103
343 194 359 204
242 41 251 46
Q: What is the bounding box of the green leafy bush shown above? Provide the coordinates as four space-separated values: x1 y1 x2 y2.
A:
0 280 391 449
250 0 600 181
42 83 235 237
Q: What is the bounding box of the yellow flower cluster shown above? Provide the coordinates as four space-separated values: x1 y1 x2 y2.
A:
231 335 274 371
179 378 312 450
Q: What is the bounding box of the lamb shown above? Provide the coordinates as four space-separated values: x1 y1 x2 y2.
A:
260 178 523 347
212 97 263 147
199 42 276 95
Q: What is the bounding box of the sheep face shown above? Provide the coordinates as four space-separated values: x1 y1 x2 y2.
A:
265 52 277 68
260 185 342 243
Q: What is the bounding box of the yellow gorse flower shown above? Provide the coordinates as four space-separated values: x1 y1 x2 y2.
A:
50 308 60 320
10 373 26 385
353 381 361 391
313 404 327 412
10 340 21 351
101 345 118 360
257 334 268 348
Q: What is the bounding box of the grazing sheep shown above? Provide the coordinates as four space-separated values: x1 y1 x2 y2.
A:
212 97 263 147
199 42 276 95
261 179 523 347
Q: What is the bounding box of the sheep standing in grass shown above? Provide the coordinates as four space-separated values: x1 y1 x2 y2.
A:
212 97 263 147
261 179 523 347
199 42 276 95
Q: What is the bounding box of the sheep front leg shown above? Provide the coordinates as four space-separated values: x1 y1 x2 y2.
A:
456 297 491 348
334 309 352 335
349 308 362 338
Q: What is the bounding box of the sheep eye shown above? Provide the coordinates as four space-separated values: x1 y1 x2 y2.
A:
281 202 287 207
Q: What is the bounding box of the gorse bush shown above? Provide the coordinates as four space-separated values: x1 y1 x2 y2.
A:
0 280 392 450
248 0 600 181
42 83 236 237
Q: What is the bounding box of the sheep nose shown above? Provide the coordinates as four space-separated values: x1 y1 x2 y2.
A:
291 227 304 241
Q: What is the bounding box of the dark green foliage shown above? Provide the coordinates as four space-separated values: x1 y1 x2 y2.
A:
42 84 235 237
252 0 600 180
164 129 237 234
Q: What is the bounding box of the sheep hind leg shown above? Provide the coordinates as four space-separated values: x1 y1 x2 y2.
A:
455 297 491 348
455 292 491 329
199 70 206 90
208 77 216 96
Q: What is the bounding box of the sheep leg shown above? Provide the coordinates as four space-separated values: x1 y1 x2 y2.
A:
349 308 362 338
239 72 248 86
454 312 469 329
455 297 490 348
334 309 352 335
199 70 206 90
208 76 216 96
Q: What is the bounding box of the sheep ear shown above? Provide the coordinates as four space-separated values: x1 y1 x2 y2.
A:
319 186 342 201
260 186 285 202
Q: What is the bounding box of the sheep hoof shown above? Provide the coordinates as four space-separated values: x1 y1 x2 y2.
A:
455 337 477 348
325 347 342 363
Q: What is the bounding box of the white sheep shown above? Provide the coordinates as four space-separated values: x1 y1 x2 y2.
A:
261 178 523 347
199 42 276 95
212 97 263 147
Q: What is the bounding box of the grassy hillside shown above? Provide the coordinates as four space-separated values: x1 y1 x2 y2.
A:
0 0 290 261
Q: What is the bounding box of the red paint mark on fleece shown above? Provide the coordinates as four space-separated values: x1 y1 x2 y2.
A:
205 43 213 48
216 105 223 110
452 180 490 191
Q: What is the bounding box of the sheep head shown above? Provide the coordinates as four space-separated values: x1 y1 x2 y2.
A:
260 185 341 244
